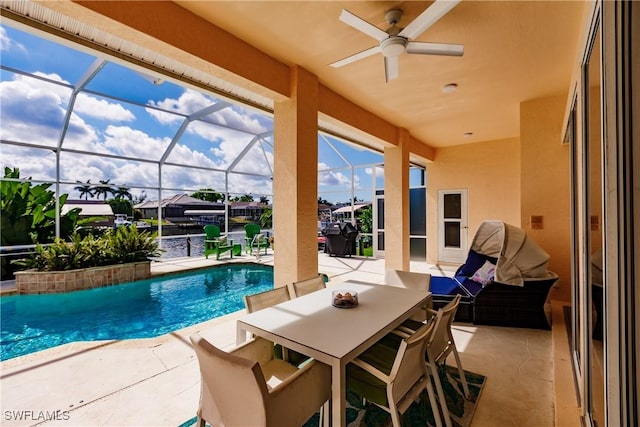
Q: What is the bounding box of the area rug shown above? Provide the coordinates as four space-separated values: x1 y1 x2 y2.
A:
179 366 485 427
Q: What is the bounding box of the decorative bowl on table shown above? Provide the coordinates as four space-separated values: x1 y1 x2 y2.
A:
332 290 359 308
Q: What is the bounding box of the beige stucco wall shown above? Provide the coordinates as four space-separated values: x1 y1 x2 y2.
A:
426 94 571 302
426 137 521 265
521 94 571 302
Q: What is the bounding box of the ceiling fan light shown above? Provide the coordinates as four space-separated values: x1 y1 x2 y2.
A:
380 37 407 57
442 83 458 93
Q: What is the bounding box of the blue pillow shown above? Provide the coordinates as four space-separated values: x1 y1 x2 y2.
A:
459 250 498 277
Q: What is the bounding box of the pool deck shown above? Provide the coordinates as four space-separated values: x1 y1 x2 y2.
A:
0 253 454 426
0 253 564 427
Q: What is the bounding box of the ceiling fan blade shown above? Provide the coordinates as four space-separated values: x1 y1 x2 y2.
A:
398 0 461 40
406 41 464 56
384 56 399 82
339 9 389 42
329 46 381 68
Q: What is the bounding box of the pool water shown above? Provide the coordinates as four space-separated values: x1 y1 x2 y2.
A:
0 264 273 361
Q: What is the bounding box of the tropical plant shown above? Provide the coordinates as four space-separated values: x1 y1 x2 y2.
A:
357 205 373 253
1 167 81 243
13 233 97 271
13 226 162 271
107 225 162 263
358 205 373 234
93 179 114 200
260 207 272 229
259 196 269 204
1 167 81 278
113 186 132 200
74 180 94 200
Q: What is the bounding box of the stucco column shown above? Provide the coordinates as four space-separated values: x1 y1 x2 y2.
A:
384 129 411 271
273 66 319 287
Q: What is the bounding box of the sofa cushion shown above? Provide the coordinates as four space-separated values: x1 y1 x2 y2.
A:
459 249 498 277
471 260 497 286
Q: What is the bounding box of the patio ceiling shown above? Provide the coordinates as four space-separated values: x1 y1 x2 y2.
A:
1 0 586 155
173 0 585 148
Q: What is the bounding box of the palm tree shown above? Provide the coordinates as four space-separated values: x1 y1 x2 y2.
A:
93 179 114 200
74 180 94 200
259 196 269 204
113 186 132 200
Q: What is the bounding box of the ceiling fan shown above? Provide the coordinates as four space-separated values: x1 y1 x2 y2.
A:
330 0 464 82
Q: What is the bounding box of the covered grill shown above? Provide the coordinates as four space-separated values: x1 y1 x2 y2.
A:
323 222 358 257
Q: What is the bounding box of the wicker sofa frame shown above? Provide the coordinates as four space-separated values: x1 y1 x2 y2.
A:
432 263 558 330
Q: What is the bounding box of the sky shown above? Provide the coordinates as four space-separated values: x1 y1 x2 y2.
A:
0 22 424 204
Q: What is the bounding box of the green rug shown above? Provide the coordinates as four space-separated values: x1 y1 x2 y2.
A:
179 365 485 427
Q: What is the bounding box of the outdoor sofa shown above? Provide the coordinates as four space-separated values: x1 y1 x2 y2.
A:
431 221 559 330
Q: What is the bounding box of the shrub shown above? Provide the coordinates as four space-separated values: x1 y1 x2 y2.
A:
1 167 81 278
13 226 162 271
106 225 162 263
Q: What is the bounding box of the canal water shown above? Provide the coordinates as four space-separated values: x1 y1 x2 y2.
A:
158 231 252 259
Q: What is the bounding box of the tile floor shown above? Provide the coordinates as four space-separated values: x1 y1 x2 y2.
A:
0 253 576 426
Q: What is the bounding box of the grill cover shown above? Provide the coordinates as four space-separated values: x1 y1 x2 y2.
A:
323 222 358 256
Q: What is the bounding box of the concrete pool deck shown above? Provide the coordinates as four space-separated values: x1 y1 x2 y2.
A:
0 253 567 426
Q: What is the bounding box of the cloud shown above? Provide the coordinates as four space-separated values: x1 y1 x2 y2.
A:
0 26 25 52
0 75 72 145
147 89 269 136
1 51 365 203
0 26 10 51
149 89 213 113
75 93 135 122
318 169 357 187
102 125 171 158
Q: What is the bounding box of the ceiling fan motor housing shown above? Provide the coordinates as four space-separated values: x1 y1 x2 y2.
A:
385 9 403 25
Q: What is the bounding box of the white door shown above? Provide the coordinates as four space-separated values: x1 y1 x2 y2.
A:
437 189 468 263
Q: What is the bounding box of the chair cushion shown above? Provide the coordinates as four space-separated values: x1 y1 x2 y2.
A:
218 236 227 246
347 364 388 407
431 276 465 296
347 341 398 407
457 277 483 296
261 358 299 390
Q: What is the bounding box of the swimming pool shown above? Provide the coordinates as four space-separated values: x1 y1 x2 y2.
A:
0 264 274 361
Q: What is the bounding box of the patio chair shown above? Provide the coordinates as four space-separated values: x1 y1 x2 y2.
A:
244 286 291 313
244 287 310 366
385 269 433 327
290 274 328 297
190 334 331 427
346 322 442 427
203 225 233 260
425 294 470 427
245 223 269 255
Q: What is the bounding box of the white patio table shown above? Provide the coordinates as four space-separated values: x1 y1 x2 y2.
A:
236 279 431 427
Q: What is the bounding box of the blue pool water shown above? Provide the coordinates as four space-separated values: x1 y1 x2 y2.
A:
0 264 274 361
